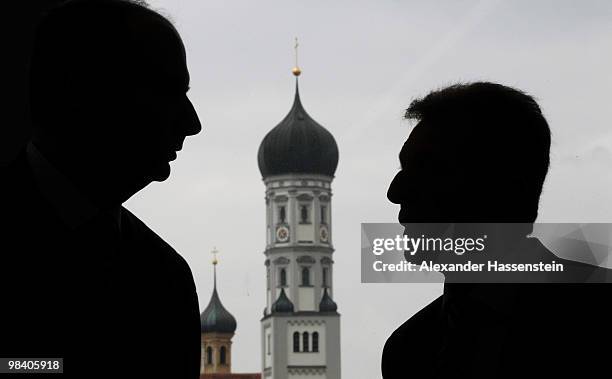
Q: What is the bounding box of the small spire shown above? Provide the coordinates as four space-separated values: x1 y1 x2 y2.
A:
211 246 219 265
294 78 301 101
292 37 301 77
211 247 219 289
271 287 295 313
200 246 237 334
319 287 338 312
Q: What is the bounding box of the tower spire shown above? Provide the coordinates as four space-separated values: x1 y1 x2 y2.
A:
211 246 218 290
292 37 301 77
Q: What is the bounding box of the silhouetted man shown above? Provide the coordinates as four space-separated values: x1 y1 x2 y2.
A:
383 83 611 378
0 1 201 378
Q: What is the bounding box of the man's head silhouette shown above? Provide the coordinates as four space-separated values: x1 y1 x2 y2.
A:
29 0 201 207
387 82 550 224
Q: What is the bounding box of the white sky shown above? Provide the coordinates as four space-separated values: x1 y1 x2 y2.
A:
125 1 612 378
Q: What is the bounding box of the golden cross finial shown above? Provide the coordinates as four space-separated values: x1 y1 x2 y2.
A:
211 246 219 265
292 37 301 77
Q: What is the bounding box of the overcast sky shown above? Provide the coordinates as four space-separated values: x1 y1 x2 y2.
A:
125 1 612 377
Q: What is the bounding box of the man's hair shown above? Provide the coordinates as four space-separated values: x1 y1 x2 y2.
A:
405 82 551 221
29 0 178 128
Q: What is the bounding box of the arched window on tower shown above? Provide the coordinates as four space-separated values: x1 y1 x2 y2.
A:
220 346 227 365
312 332 319 352
206 346 213 365
279 268 287 287
279 206 286 224
300 205 309 224
293 332 300 352
301 267 311 286
302 331 310 352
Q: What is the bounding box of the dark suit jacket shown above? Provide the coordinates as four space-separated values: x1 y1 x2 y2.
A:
382 250 612 378
0 151 201 378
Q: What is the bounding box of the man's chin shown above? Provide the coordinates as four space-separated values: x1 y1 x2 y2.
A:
149 162 171 182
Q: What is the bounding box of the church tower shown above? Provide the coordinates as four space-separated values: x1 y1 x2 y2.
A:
257 55 341 379
200 250 237 375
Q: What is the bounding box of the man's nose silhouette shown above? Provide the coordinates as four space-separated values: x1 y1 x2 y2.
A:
182 97 202 137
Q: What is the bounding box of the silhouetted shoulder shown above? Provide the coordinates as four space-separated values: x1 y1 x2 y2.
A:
117 207 201 378
120 207 196 278
382 295 443 379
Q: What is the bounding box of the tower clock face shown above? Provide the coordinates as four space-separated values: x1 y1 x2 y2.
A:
276 226 290 243
320 226 329 242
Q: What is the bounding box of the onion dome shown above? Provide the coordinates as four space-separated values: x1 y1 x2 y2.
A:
271 288 294 313
200 254 237 334
200 286 237 333
319 287 338 312
257 79 339 178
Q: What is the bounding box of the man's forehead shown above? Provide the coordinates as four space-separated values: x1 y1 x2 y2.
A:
129 17 189 89
400 121 448 157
